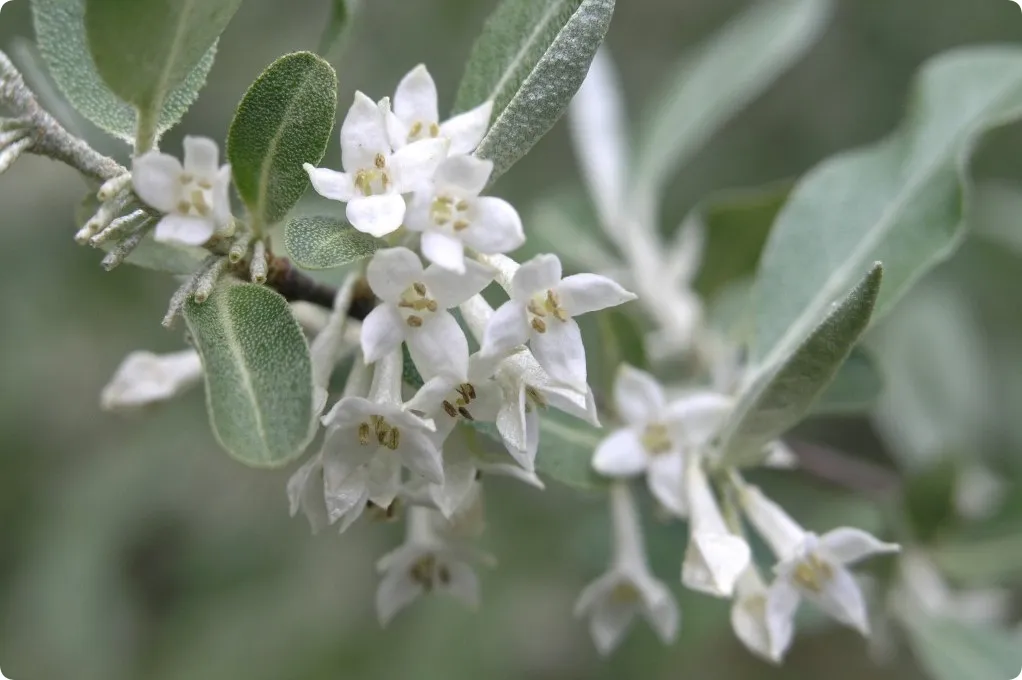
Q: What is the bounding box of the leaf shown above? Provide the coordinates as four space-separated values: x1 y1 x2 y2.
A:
718 264 883 467
902 616 1021 680
932 531 1022 586
811 348 883 415
632 0 832 199
228 52 337 230
536 412 606 491
284 216 383 270
32 0 217 143
754 48 1022 366
84 0 240 142
319 0 357 59
453 0 615 182
970 180 1022 255
183 282 315 467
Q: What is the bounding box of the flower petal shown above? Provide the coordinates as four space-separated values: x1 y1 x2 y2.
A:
682 532 751 598
647 453 687 517
819 527 900 566
346 194 406 237
376 566 423 626
635 574 680 645
100 349 202 411
341 91 390 171
530 317 587 390
303 164 356 202
366 451 403 508
132 151 183 212
213 164 233 228
592 428 648 477
480 301 529 359
390 138 449 193
512 253 562 300
434 154 492 197
393 64 439 128
441 100 493 155
764 579 800 661
286 454 329 533
367 246 424 301
322 457 370 525
423 258 495 308
182 135 219 177
589 592 640 655
574 572 617 617
153 214 215 246
731 569 786 664
556 273 636 317
407 309 469 381
806 565 870 634
420 230 466 273
613 365 666 426
664 391 733 445
360 304 405 364
442 560 481 609
397 429 445 485
459 197 525 256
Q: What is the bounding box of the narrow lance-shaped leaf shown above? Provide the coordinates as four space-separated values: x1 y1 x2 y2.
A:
319 0 358 59
284 216 383 270
228 52 338 232
754 48 1022 366
84 0 241 146
718 264 883 467
902 615 1021 680
183 282 316 467
453 0 615 182
33 0 217 144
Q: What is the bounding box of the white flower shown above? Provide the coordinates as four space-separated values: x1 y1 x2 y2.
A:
304 92 448 237
740 483 900 638
575 483 679 655
384 64 493 155
591 365 731 516
132 136 232 246
730 566 791 664
376 505 485 626
405 155 524 273
680 454 750 598
100 349 203 411
481 253 636 389
406 353 505 444
362 247 494 381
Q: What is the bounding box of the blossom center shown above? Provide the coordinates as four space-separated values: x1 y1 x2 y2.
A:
640 423 673 456
526 289 569 333
354 153 392 196
397 281 439 327
409 553 451 591
610 581 641 604
429 194 472 233
357 414 401 450
791 553 834 594
442 382 481 421
175 172 215 219
407 120 441 144
523 385 547 414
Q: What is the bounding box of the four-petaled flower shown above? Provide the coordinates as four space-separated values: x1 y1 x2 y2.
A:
132 136 232 245
482 253 636 389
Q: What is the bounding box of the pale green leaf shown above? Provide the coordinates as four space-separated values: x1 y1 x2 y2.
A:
811 348 883 415
633 0 832 198
931 531 1022 586
754 48 1022 366
183 282 315 467
284 215 383 270
719 264 883 467
319 0 358 59
970 180 1022 255
33 0 217 143
453 0 615 182
228 52 337 231
902 616 1021 680
84 0 240 143
536 412 606 490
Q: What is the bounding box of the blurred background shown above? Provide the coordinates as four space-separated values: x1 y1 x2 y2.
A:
2 0 1022 678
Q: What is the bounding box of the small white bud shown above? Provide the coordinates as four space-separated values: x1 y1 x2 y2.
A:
250 240 268 284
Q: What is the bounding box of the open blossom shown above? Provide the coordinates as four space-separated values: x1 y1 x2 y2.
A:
405 155 525 273
739 482 900 642
132 136 231 245
361 247 493 381
575 484 678 655
406 353 505 444
730 566 790 663
384 64 493 155
100 349 203 411
592 365 731 516
304 92 447 237
481 253 636 389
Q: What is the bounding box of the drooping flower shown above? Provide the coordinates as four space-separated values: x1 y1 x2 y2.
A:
575 483 679 655
304 92 448 237
730 566 791 663
384 64 493 155
481 253 636 389
361 247 494 381
100 349 203 411
591 365 731 516
405 155 524 273
132 136 232 245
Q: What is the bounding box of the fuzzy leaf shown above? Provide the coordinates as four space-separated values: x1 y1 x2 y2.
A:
754 48 1022 365
33 0 216 143
718 264 883 467
319 0 357 59
284 215 383 270
903 616 1020 680
453 0 615 182
183 282 315 467
536 412 606 491
228 52 338 230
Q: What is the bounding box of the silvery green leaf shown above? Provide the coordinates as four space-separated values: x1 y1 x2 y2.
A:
284 215 383 270
33 0 217 143
718 264 883 467
523 191 619 272
228 52 337 231
453 0 615 182
811 348 883 415
183 281 315 467
970 181 1022 255
536 412 606 490
931 529 1022 586
84 0 240 144
754 48 1022 365
902 616 1020 680
632 0 832 201
319 0 358 59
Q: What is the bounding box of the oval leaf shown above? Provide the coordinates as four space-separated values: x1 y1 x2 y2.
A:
284 215 383 270
84 0 240 138
754 48 1022 365
453 0 615 182
719 264 883 467
536 412 606 491
183 282 315 467
228 52 338 230
33 0 216 144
